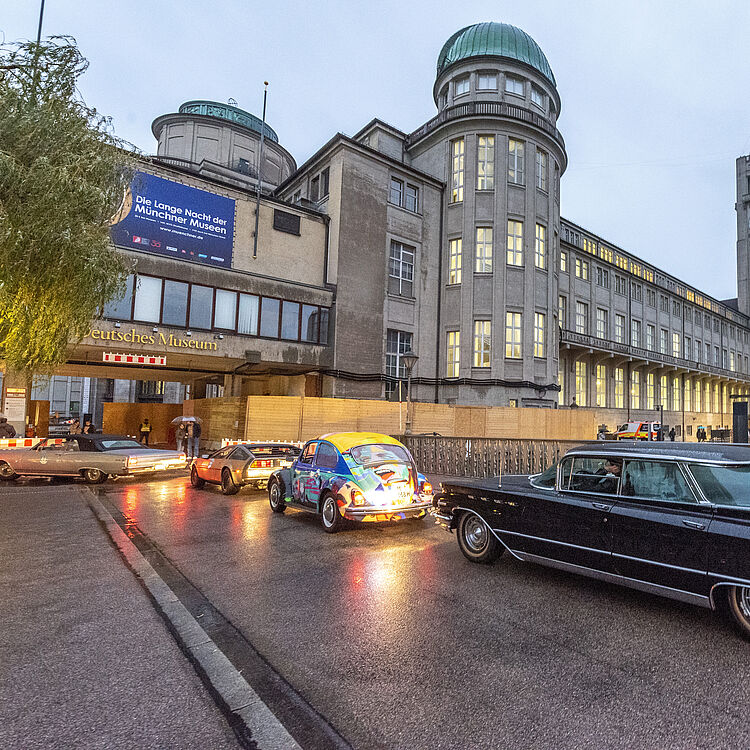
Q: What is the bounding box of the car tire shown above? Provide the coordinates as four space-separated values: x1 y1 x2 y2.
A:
0 461 19 481
726 585 750 640
268 480 286 513
82 468 107 484
456 511 503 564
221 468 240 496
190 465 205 489
321 492 344 533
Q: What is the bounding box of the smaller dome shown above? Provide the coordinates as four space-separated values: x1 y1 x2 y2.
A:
178 100 279 143
437 22 556 87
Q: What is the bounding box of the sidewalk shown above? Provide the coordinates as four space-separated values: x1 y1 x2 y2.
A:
0 483 240 750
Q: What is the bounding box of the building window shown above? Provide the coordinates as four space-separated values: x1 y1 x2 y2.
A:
660 295 669 313
660 328 668 355
534 312 545 357
309 167 329 202
575 302 588 334
672 332 680 358
730 350 736 372
685 336 692 360
505 75 524 96
631 283 642 302
505 312 522 359
575 258 589 280
133 275 162 323
473 321 491 367
454 75 470 96
448 238 462 284
259 297 280 338
558 295 567 329
672 377 681 411
631 370 641 410
575 361 587 407
300 304 319 343
405 184 419 212
389 177 403 206
646 324 655 351
631 319 641 348
723 349 728 369
214 289 237 330
508 139 525 185
477 136 495 190
595 365 607 407
530 85 544 108
694 380 701 411
390 177 419 212
696 340 702 362
281 301 300 340
560 250 568 273
475 227 493 273
614 368 624 408
647 372 655 409
446 331 460 377
615 314 625 343
506 220 523 266
104 274 134 319
706 342 711 363
534 224 546 269
451 139 464 202
684 378 691 411
477 72 497 90
535 150 548 191
661 375 669 409
615 275 627 295
385 329 413 398
647 288 656 307
189 285 213 329
672 300 681 317
388 241 415 296
596 266 609 288
714 346 720 366
596 308 608 339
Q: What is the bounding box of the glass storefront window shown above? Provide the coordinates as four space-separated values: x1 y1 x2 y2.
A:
260 298 280 338
189 285 213 329
281 301 300 340
133 276 162 323
300 305 319 343
214 289 237 329
103 274 134 319
162 280 188 327
238 294 259 336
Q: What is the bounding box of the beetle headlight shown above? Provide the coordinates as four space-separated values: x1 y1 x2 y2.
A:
421 481 433 496
351 489 366 506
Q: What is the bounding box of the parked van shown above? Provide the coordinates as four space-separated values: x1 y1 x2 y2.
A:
615 421 661 440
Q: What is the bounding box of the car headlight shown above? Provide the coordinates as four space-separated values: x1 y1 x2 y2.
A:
351 489 366 506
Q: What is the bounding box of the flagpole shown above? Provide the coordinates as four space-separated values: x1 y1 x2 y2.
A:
253 81 269 259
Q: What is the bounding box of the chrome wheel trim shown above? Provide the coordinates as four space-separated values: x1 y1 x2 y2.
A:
0 462 14 477
322 496 336 526
85 468 101 482
463 515 489 553
270 483 280 507
739 587 750 619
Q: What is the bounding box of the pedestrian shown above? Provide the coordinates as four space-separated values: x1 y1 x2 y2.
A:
0 416 17 438
187 419 201 459
82 419 97 434
569 397 578 409
176 422 186 454
139 418 152 446
669 427 676 442
597 427 606 440
69 419 81 435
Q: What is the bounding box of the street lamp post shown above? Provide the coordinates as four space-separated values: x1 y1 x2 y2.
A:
401 351 419 435
655 403 664 441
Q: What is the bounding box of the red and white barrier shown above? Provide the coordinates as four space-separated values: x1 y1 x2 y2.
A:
0 437 65 450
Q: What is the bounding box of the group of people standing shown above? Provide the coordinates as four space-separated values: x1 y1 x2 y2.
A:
175 419 201 459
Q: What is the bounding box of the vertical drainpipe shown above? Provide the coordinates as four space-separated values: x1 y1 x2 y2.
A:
434 184 445 404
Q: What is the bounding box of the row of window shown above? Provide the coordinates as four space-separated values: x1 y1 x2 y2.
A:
439 71 550 114
565 362 744 412
103 274 330 345
389 177 420 213
560 296 748 373
292 166 330 205
447 222 548 283
450 137 549 202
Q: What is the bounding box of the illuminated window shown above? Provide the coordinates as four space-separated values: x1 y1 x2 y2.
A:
672 377 681 412
615 314 625 343
505 312 522 358
558 295 567 328
446 331 460 377
661 375 669 409
575 361 588 406
646 324 655 351
614 368 624 408
473 321 491 367
508 139 525 184
536 150 548 191
631 319 641 348
507 220 523 266
575 302 588 334
477 136 494 190
535 224 546 269
660 328 668 355
694 379 701 411
560 250 568 272
475 227 493 272
596 308 608 339
684 378 691 411
533 312 545 357
672 332 680 358
647 372 655 409
631 370 641 410
448 238 462 284
575 258 589 280
450 139 464 202
595 365 607 407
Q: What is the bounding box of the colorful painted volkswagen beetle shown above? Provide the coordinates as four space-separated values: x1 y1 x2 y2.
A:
266 432 433 532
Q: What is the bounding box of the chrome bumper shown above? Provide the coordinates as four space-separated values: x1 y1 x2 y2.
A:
344 498 433 521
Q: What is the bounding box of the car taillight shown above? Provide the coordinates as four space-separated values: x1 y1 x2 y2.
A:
351 489 366 506
252 459 272 468
421 481 433 495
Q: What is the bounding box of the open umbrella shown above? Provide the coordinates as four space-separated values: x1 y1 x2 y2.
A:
171 416 203 425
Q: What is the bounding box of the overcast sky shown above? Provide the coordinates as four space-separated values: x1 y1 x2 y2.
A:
5 0 750 303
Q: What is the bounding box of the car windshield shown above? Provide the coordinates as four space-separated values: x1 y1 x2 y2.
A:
98 439 144 450
530 462 557 488
349 443 410 465
688 463 750 507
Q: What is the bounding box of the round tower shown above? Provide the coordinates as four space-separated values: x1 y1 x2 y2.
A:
408 22 568 406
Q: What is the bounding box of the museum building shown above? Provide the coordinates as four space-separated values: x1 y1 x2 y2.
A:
15 22 750 438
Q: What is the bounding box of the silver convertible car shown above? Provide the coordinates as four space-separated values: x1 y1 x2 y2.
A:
0 434 187 484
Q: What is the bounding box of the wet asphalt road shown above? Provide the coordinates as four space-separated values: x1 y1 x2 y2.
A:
95 473 749 750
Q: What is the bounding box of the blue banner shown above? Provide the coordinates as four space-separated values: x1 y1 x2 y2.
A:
110 172 235 268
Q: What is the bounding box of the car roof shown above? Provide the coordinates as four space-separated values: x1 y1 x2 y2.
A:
316 432 404 452
67 434 137 441
566 441 750 463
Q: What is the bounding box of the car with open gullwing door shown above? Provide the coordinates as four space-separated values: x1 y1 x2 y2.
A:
432 442 750 639
267 432 434 532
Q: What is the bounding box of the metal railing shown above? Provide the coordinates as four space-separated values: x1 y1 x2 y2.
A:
400 435 590 479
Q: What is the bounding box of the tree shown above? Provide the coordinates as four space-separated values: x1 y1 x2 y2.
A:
0 36 135 373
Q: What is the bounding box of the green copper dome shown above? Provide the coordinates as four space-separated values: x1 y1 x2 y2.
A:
437 22 556 87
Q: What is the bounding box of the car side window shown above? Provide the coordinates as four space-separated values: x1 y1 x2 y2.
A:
315 443 339 471
622 460 696 503
299 442 317 464
560 456 620 494
230 447 251 460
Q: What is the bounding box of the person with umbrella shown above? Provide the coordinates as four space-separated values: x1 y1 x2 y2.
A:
171 417 202 459
176 421 187 454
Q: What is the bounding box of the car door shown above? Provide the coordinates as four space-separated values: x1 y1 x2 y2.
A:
291 441 318 506
517 455 616 572
312 442 342 506
608 458 712 596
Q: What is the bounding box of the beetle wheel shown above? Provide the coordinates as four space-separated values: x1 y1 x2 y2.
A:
268 480 286 513
321 493 344 533
456 512 503 564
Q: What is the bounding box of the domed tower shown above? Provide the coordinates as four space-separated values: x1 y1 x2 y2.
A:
151 100 296 191
408 22 567 406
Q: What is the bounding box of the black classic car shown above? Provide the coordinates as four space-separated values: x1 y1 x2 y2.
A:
432 442 750 639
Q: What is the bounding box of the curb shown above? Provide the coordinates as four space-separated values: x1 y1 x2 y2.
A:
87 491 301 750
